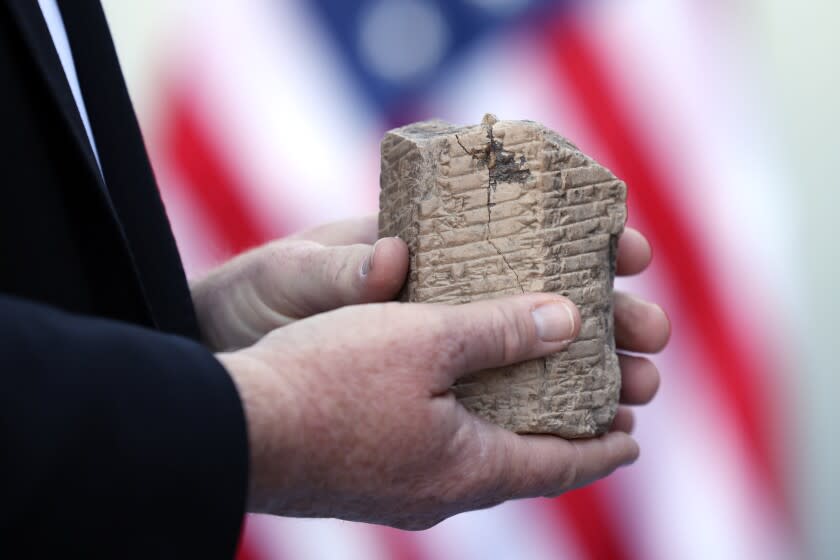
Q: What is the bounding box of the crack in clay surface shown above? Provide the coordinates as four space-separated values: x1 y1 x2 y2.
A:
456 117 528 294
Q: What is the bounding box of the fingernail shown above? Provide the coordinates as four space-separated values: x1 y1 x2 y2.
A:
531 301 576 342
360 239 385 277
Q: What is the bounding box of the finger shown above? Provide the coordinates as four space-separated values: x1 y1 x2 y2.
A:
614 292 670 353
551 432 639 492
429 294 581 384
609 406 635 434
618 354 660 404
286 215 379 246
263 237 408 319
616 227 652 276
495 429 639 499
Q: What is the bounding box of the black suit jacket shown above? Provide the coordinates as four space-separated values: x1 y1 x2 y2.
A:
0 1 248 557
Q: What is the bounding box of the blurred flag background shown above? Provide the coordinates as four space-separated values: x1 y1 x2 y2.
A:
101 1 838 559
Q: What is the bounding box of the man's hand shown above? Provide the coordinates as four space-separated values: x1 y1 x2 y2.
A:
191 216 409 351
214 219 669 529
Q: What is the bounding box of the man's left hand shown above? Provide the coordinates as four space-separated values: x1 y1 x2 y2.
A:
191 215 408 351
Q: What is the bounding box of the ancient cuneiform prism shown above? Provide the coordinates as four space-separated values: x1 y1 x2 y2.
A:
378 115 627 437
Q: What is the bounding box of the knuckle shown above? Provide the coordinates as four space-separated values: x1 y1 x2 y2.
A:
549 447 581 495
363 301 406 335
450 460 497 505
374 302 448 367
428 308 469 372
501 445 544 499
269 240 321 275
424 300 534 374
324 247 356 285
475 454 512 502
271 239 321 260
456 428 513 501
494 305 529 364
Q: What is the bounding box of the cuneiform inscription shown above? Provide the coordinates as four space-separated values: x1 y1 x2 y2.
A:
379 115 626 437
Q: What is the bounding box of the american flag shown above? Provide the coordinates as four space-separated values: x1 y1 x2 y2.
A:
108 0 801 558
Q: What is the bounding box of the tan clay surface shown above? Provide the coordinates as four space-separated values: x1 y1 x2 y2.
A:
378 115 627 437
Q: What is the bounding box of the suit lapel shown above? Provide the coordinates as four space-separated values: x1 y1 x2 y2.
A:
4 0 105 192
58 0 203 339
4 0 160 329
4 0 204 339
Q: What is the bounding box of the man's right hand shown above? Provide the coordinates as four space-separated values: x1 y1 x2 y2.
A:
217 293 643 530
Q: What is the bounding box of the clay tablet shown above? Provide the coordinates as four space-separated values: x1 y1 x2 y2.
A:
378 115 627 438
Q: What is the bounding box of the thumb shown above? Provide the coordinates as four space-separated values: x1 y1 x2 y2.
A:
414 293 581 392
257 237 409 320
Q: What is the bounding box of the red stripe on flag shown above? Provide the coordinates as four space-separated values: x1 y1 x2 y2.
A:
160 85 272 257
235 517 267 560
377 527 429 560
545 18 791 524
553 483 634 560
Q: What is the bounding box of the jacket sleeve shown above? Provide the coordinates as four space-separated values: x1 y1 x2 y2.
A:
0 294 249 559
